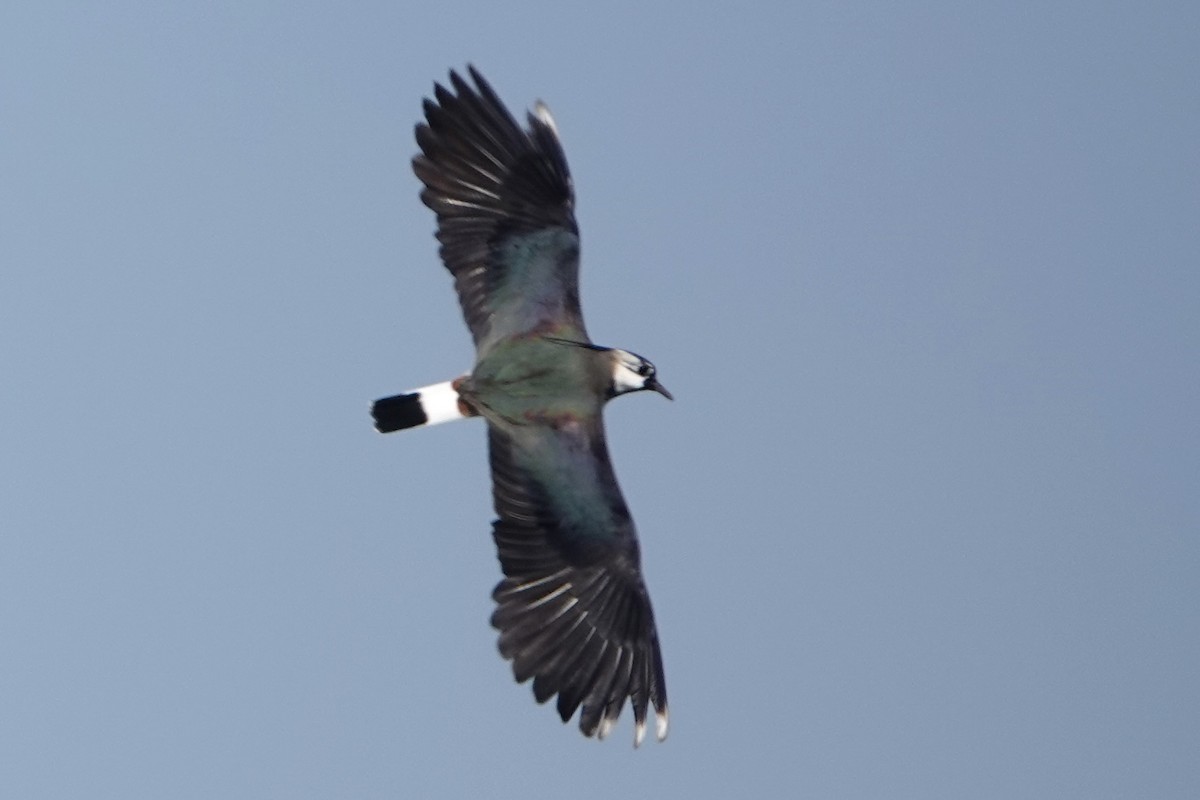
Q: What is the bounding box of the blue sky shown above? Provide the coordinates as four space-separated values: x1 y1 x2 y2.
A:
2 2 1197 797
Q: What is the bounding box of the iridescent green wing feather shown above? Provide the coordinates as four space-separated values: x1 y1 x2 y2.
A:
487 421 668 745
414 67 588 353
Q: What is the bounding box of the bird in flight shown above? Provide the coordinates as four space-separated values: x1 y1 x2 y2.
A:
371 67 671 746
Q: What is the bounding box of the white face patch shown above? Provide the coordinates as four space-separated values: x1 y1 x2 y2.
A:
610 349 654 395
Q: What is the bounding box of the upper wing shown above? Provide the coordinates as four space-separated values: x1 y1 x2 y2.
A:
486 421 668 745
414 67 588 352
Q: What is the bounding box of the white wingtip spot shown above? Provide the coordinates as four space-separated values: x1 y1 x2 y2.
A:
533 101 559 136
656 709 669 742
633 719 646 748
597 715 616 741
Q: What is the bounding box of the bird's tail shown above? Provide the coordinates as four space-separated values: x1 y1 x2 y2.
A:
371 379 473 433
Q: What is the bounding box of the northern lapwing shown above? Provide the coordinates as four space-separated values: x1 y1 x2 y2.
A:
371 67 671 746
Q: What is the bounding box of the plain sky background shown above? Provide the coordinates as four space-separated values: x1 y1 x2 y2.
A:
2 2 1197 798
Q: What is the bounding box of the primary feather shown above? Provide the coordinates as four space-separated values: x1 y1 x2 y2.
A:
414 66 587 353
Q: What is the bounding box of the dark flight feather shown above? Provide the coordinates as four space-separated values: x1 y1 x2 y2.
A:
486 425 667 741
414 67 586 351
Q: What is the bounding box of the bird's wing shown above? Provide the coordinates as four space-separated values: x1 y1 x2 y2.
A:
414 67 587 352
486 421 668 745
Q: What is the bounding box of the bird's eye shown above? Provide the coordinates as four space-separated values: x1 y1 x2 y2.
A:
638 363 653 377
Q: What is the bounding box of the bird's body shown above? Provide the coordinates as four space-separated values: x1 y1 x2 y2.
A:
469 335 635 427
372 67 670 746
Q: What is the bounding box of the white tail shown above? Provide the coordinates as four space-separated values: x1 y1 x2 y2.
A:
371 379 471 433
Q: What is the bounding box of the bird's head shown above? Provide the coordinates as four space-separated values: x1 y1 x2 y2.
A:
544 337 673 401
609 349 673 401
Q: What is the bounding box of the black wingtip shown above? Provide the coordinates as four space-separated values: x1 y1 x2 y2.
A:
371 392 428 433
